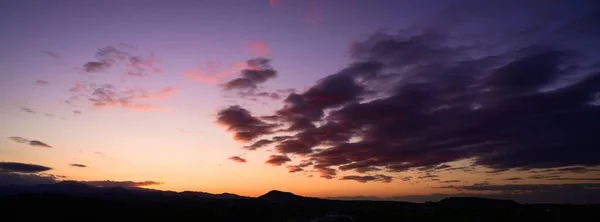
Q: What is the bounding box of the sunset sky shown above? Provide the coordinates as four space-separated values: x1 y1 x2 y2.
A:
1 0 599 203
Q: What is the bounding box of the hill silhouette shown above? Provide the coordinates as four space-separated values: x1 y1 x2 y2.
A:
258 190 323 203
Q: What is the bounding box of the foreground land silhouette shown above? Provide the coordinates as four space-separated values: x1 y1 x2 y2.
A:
0 181 598 222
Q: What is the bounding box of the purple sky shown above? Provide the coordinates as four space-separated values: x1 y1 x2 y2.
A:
1 0 599 203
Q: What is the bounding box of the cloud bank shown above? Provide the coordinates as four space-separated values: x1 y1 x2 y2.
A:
217 0 600 183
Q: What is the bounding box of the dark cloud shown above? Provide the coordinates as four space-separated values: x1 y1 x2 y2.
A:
228 156 247 163
0 172 58 186
8 137 52 148
70 164 87 168
43 51 60 59
35 79 50 85
84 61 110 72
82 46 160 76
556 166 598 173
440 180 461 183
265 155 291 166
20 107 36 114
221 58 277 91
0 162 52 173
216 106 278 141
504 177 523 181
220 1 600 181
28 141 52 148
79 180 162 188
340 174 393 183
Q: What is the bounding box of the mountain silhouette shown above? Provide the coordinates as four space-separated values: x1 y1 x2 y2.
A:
0 181 248 201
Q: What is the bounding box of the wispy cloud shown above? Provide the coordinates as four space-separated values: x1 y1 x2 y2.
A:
304 0 324 26
8 137 52 148
35 80 50 85
340 174 393 183
20 107 36 114
82 46 160 77
268 0 280 8
245 41 270 57
68 84 173 112
43 51 60 59
70 164 87 168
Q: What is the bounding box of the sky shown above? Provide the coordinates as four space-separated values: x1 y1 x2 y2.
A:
1 0 599 204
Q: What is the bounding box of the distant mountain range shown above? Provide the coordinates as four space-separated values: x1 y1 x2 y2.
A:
0 181 520 206
2 182 596 222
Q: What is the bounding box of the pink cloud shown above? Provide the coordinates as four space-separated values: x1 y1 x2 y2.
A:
123 104 168 111
304 0 324 26
269 0 280 8
245 41 271 57
185 61 246 83
69 83 84 92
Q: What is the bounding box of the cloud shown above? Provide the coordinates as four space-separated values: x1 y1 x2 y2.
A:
125 53 161 77
304 0 324 26
70 164 87 168
221 58 277 91
265 155 291 166
440 180 461 183
0 172 58 186
73 110 82 114
20 107 36 114
245 41 271 57
8 137 52 148
43 51 60 59
340 174 393 183
504 177 523 181
220 1 600 181
287 165 303 173
236 90 284 101
268 0 280 8
35 80 50 85
216 106 278 142
82 46 160 77
69 84 171 112
228 156 247 163
29 141 52 148
78 180 162 188
242 139 274 150
185 61 246 83
0 162 52 173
